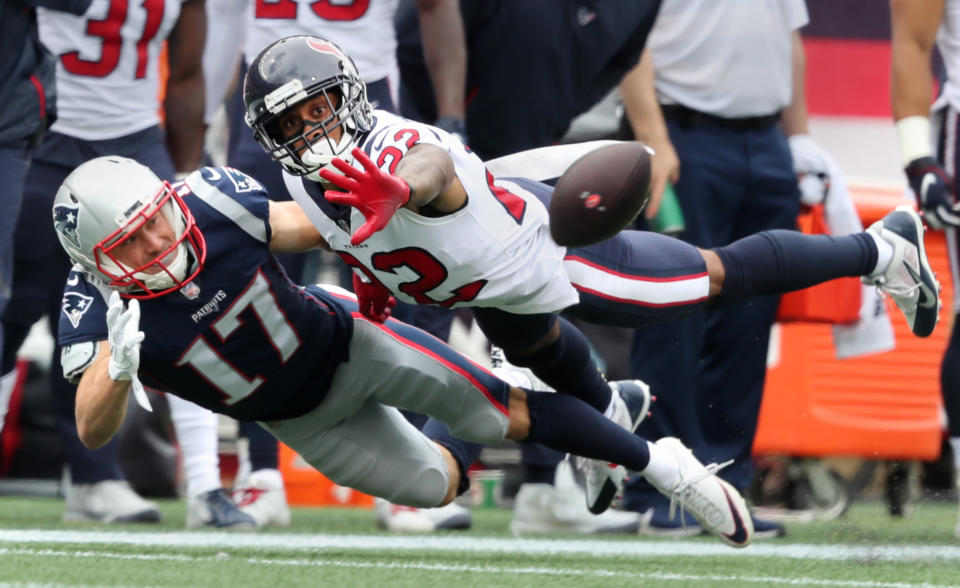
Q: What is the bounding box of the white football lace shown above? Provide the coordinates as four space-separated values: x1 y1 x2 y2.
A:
667 458 734 528
872 277 920 303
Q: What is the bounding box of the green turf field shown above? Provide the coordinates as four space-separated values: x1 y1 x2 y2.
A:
1 497 959 587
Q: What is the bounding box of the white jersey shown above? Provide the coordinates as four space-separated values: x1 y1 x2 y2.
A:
38 0 183 140
939 0 960 113
244 0 399 83
284 111 579 315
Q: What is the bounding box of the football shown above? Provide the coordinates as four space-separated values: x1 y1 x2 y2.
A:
548 142 652 247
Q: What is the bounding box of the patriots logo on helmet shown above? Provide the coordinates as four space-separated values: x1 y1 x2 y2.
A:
62 292 94 329
54 203 81 249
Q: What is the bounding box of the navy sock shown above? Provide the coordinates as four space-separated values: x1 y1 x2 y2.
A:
524 390 651 472
507 318 612 412
240 421 279 471
423 418 485 496
713 230 877 306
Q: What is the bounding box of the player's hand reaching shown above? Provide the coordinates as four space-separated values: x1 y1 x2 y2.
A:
319 147 411 245
105 291 152 412
352 273 396 323
905 156 960 229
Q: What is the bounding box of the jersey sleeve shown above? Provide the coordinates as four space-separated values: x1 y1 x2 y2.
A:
363 117 460 174
57 268 111 382
57 268 110 347
184 166 273 245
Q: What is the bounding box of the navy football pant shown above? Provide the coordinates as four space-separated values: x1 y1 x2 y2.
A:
1 127 174 483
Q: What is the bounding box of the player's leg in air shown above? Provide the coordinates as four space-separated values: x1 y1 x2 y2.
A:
563 205 940 338
260 292 755 548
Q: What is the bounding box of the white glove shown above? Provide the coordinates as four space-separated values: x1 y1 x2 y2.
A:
105 291 152 412
789 134 835 206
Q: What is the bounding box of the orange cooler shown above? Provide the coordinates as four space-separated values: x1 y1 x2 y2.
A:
278 443 374 507
755 188 951 461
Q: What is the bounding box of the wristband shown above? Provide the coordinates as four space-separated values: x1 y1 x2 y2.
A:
896 115 934 167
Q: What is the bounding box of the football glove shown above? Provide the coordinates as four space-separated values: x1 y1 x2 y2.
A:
105 291 152 412
789 134 834 206
319 147 411 245
352 273 396 323
905 156 960 229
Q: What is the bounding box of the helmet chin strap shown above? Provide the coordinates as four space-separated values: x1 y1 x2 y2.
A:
300 133 357 181
131 242 189 292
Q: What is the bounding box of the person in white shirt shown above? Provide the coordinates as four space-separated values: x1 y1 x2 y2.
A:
624 0 835 538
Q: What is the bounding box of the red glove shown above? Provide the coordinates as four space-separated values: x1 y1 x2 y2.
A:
352 273 396 323
319 147 411 245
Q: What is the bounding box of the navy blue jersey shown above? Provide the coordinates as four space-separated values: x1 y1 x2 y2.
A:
58 166 353 422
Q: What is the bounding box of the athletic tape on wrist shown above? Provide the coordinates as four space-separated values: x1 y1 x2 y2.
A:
896 115 934 167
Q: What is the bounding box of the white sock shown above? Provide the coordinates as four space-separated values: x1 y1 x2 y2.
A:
168 394 222 497
0 369 17 436
640 440 680 488
248 467 284 489
950 437 960 472
867 230 895 278
492 367 532 390
603 389 619 420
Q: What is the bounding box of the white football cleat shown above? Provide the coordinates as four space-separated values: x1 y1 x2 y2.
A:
62 479 160 523
233 468 292 528
187 488 257 530
491 346 654 514
510 460 641 535
572 379 653 514
374 498 472 532
863 205 941 337
644 437 753 548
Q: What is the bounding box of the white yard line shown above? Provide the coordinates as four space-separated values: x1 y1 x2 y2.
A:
1 547 957 588
1 529 960 563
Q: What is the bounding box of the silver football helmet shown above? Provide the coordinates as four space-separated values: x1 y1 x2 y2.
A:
243 35 374 182
52 156 206 299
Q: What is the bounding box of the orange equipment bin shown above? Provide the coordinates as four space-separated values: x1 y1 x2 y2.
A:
278 443 374 508
755 187 952 461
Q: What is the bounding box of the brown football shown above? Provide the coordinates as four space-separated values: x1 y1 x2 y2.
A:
548 142 652 247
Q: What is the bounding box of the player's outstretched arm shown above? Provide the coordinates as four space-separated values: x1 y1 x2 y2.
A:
77 292 147 448
319 145 467 244
268 201 331 253
75 341 131 449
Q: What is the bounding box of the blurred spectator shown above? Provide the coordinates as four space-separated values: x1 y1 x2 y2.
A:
0 0 227 525
624 0 825 539
889 0 960 535
0 0 92 434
